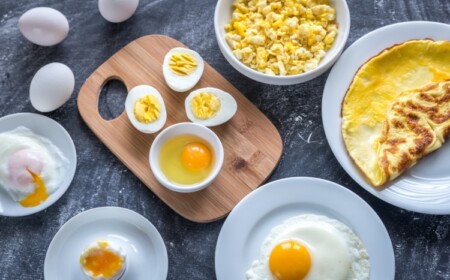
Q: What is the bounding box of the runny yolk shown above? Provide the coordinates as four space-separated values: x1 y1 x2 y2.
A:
81 244 123 277
269 240 311 280
181 142 212 172
19 169 48 207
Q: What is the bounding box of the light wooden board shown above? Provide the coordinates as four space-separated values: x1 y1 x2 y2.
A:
77 35 283 222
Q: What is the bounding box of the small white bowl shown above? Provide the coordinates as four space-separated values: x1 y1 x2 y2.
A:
214 0 351 85
149 123 224 193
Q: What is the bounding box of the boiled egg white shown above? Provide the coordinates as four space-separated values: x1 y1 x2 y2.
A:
19 7 69 46
185 87 237 127
125 85 167 134
30 62 75 113
162 47 204 92
246 214 370 280
0 126 69 207
98 0 139 23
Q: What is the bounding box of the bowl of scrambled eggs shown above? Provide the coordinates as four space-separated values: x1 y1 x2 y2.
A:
214 0 350 85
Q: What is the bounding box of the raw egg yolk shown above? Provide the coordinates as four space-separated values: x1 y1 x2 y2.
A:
169 53 197 75
80 242 123 277
133 94 160 124
181 142 212 172
190 92 221 119
19 170 48 207
269 240 311 280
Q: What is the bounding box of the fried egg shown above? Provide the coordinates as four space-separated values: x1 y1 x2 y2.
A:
246 214 370 280
0 126 69 207
185 87 237 127
342 40 450 187
162 47 204 92
125 85 167 134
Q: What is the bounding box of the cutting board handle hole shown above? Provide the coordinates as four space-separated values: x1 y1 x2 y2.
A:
98 78 127 121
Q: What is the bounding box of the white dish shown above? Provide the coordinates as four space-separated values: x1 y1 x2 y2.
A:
322 21 450 214
0 113 76 216
44 207 168 280
215 177 395 280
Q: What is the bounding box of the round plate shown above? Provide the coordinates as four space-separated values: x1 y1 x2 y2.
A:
322 21 450 214
215 177 395 280
44 207 168 280
0 113 77 216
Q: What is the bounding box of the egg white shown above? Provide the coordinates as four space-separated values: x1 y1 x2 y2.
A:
246 214 370 280
125 85 167 134
185 87 237 127
0 126 69 201
162 47 204 92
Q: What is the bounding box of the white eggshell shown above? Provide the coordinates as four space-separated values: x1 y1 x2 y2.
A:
29 63 75 112
19 7 69 46
125 85 167 134
163 48 204 92
185 87 237 127
98 0 139 23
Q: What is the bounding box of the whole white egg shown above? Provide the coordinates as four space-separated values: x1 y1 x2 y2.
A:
163 47 204 92
246 214 370 280
98 0 140 23
18 7 69 46
29 63 75 113
185 87 237 127
125 85 167 134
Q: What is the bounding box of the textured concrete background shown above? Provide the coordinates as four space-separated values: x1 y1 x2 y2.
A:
1 0 450 279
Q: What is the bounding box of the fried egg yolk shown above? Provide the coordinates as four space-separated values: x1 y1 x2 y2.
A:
169 53 197 75
133 94 161 124
269 240 311 280
190 92 221 120
80 241 124 278
181 142 212 172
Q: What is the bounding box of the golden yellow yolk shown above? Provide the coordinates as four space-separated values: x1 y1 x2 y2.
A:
80 242 123 277
181 142 212 172
190 92 221 119
269 240 311 280
169 53 197 75
19 170 48 207
133 94 161 124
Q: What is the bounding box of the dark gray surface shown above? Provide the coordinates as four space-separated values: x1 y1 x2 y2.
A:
1 0 450 279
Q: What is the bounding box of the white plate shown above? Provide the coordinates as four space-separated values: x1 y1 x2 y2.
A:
322 21 450 214
44 207 168 280
215 177 395 280
0 113 77 216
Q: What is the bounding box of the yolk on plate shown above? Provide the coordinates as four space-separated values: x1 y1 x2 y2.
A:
269 240 311 280
159 134 214 185
169 53 197 75
133 94 161 124
190 92 221 120
80 242 123 277
19 169 48 207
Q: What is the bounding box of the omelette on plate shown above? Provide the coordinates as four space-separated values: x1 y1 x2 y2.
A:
341 40 450 188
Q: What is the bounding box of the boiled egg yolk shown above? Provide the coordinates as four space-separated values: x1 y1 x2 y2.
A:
169 53 197 75
80 241 124 278
269 240 311 280
133 94 161 124
190 92 221 120
181 142 212 172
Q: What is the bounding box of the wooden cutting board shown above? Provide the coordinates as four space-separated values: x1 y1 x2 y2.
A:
77 35 283 222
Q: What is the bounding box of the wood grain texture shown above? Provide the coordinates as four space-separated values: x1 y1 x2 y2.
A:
77 35 283 222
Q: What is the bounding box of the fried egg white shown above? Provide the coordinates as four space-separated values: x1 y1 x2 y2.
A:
0 126 69 206
246 214 370 280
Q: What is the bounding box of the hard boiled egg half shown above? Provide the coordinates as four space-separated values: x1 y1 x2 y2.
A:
162 47 204 92
185 87 237 127
125 85 167 134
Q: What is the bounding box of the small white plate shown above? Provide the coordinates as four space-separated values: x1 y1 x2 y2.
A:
215 177 395 280
0 113 77 216
44 207 168 280
322 21 450 214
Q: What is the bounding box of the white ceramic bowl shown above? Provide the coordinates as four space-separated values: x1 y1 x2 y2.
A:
214 0 351 85
149 123 224 193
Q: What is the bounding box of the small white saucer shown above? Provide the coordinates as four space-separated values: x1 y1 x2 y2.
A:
44 207 168 280
0 113 77 216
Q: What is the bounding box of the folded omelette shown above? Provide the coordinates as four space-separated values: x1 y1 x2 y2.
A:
341 40 450 188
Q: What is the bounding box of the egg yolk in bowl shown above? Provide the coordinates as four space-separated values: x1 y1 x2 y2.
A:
159 134 215 185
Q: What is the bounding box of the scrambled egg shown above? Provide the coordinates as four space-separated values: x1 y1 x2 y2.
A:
224 0 337 75
134 95 161 123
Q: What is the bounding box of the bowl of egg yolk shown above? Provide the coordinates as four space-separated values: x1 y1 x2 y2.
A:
149 123 224 193
214 0 350 85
